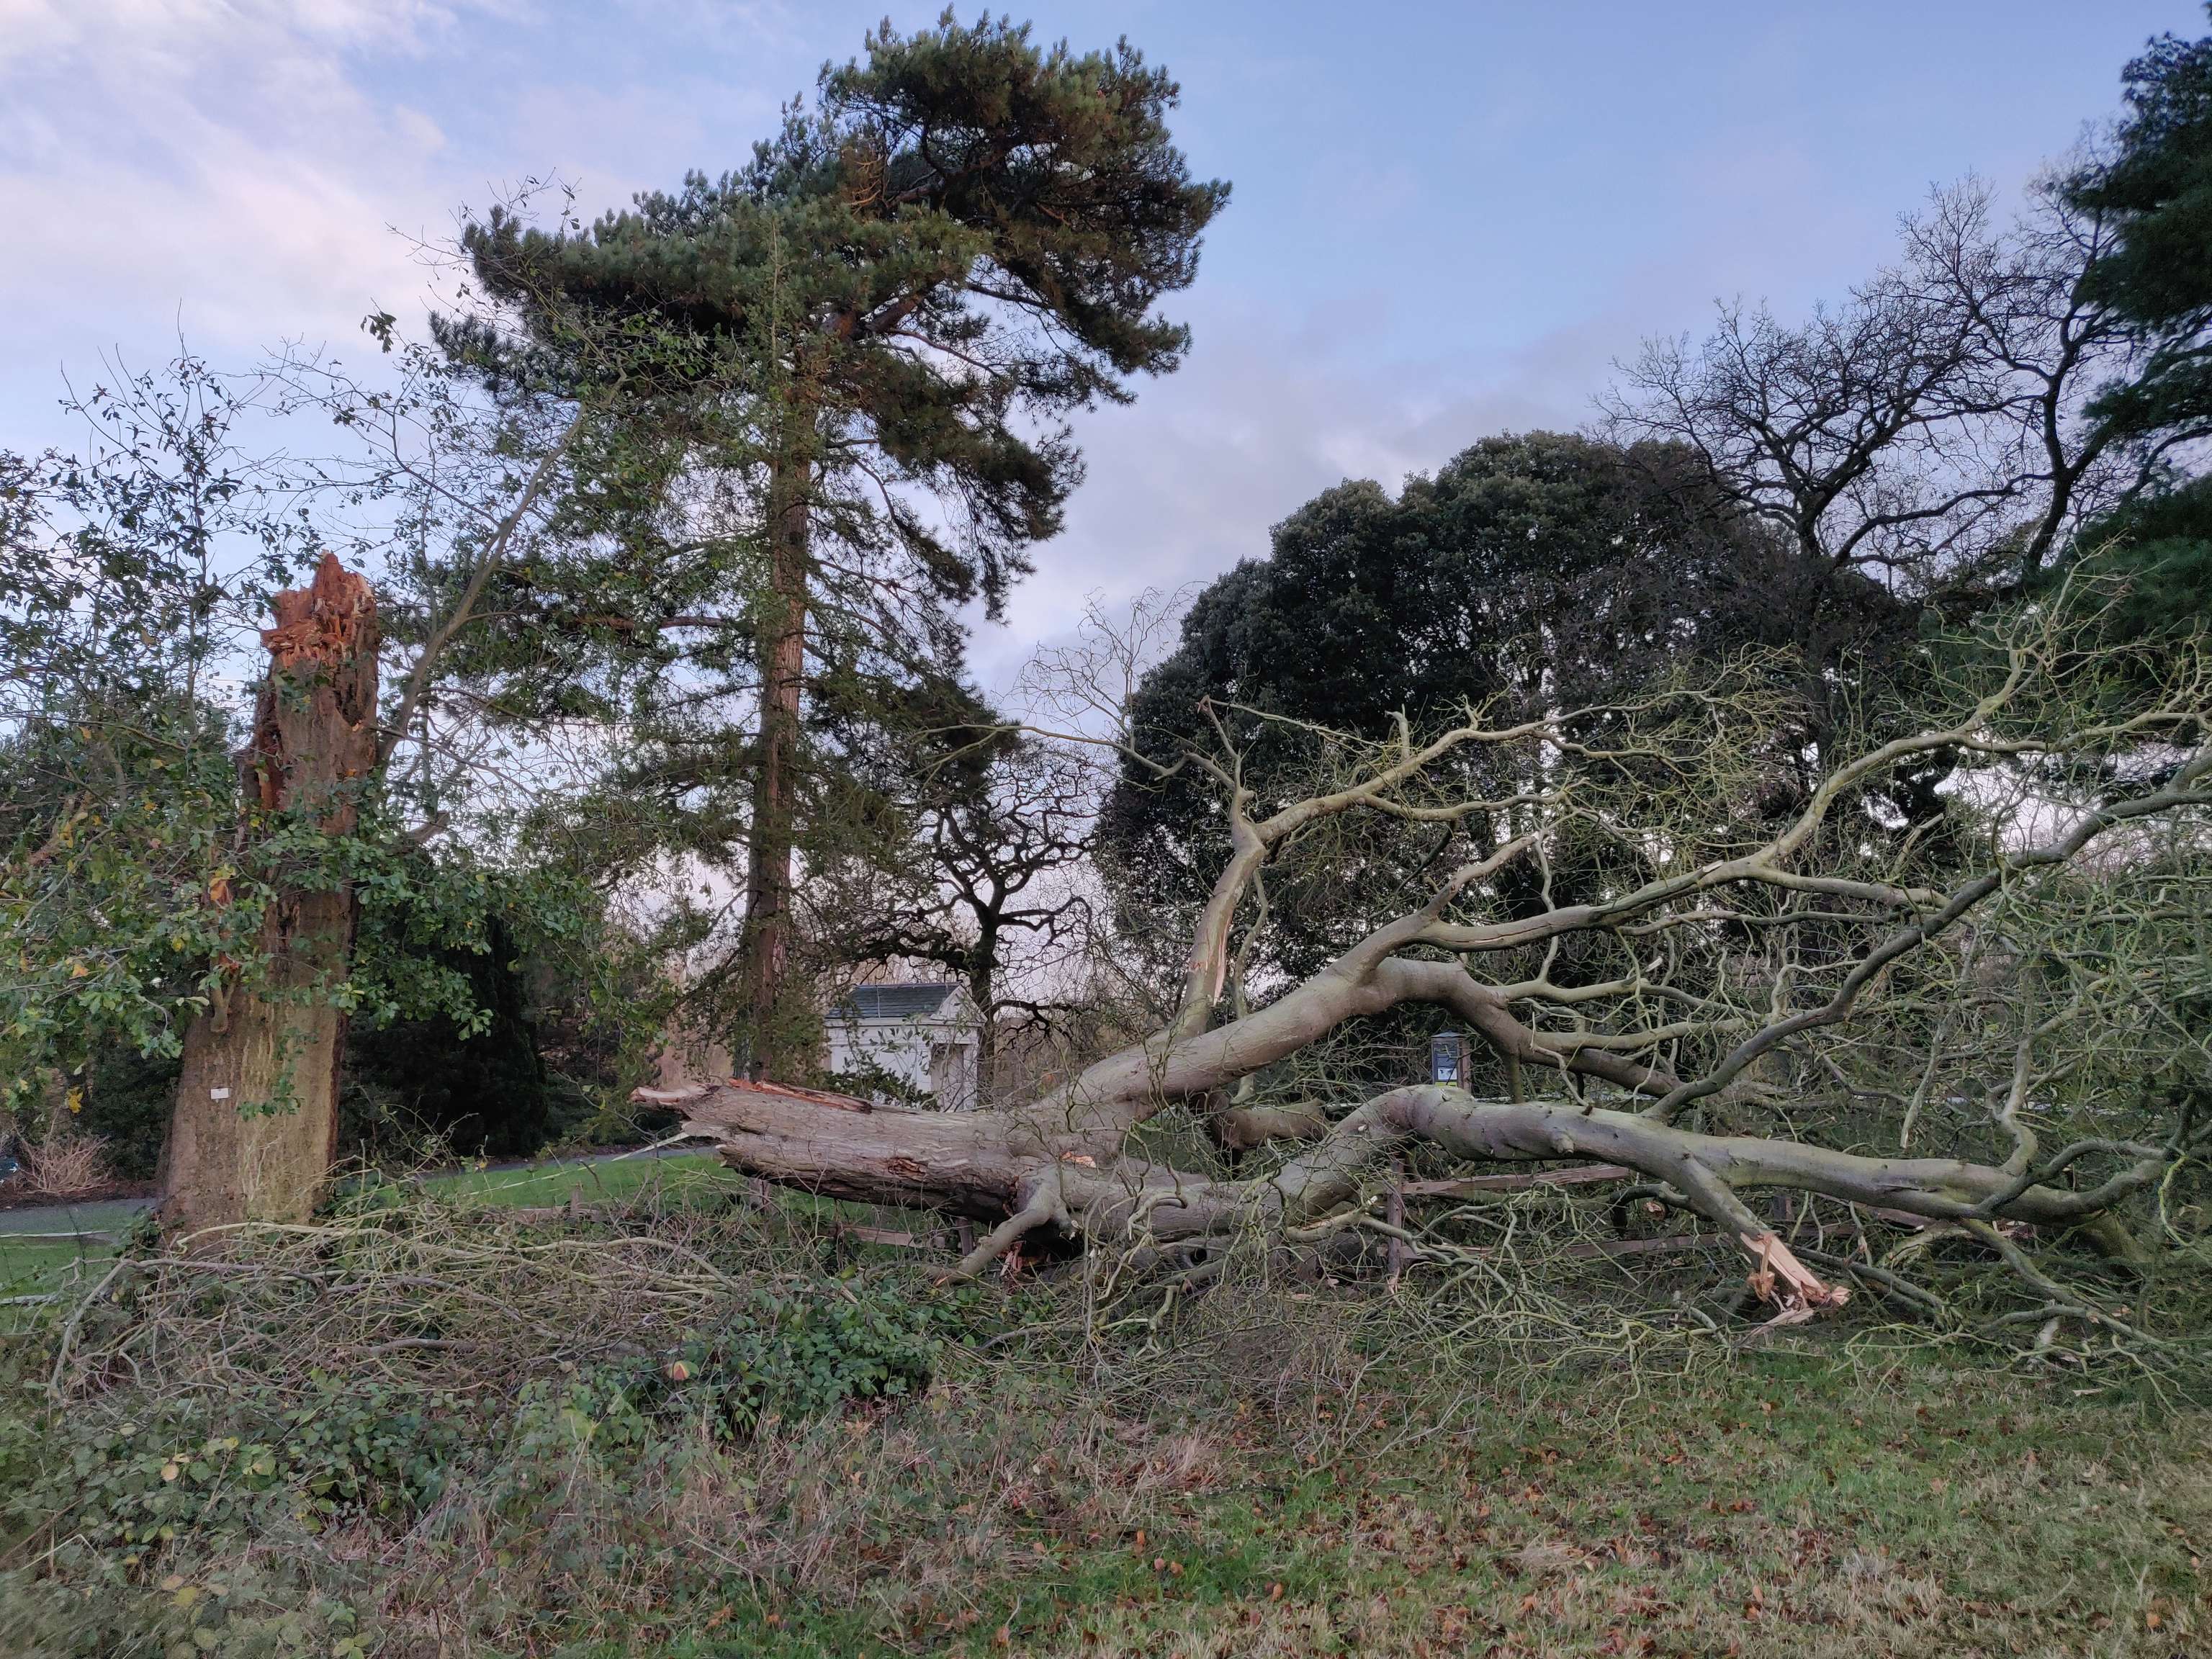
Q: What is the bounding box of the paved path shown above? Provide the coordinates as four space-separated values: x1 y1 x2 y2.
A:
0 1196 148 1238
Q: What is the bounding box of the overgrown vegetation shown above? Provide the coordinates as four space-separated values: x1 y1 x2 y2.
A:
3 1179 2208 1657
8 7 2212 1654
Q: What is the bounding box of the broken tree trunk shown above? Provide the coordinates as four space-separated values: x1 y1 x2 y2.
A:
158 554 379 1235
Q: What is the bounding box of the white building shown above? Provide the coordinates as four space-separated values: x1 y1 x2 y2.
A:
824 981 982 1110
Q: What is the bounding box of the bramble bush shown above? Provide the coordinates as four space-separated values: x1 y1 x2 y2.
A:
0 1381 470 1569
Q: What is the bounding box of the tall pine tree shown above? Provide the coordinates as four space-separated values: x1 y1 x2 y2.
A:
451 13 1225 1075
2069 8 2212 449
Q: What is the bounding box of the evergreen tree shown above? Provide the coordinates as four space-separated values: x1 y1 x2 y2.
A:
2059 10 2212 622
1101 433 1910 981
2068 8 2212 452
449 12 1226 1076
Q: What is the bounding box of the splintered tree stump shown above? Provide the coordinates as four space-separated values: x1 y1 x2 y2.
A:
158 554 379 1235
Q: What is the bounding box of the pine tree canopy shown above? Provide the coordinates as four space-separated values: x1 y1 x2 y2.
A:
2054 9 2212 629
430 13 1226 1069
456 9 1228 614
2067 8 2212 449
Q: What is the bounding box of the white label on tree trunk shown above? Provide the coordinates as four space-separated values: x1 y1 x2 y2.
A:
210 1087 230 1100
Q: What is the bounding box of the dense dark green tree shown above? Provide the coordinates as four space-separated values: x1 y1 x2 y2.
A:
1102 433 1912 982
2056 10 2212 625
2067 475 2212 646
2069 9 2212 451
343 917 552 1161
447 11 1226 1076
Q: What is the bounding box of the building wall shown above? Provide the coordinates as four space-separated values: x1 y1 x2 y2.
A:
826 1015 979 1110
650 985 981 1108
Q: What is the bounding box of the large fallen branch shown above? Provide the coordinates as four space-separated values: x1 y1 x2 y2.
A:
649 603 2212 1322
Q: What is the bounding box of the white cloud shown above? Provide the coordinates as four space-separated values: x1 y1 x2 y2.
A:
0 0 494 412
966 287 1619 693
8 0 2182 693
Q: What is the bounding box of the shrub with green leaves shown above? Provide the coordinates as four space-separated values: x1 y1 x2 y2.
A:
2 1272 965 1576
497 1277 954 1499
1 1380 471 1568
636 1282 945 1434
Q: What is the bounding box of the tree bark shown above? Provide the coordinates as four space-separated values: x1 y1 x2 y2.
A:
739 459 810 1079
969 918 998 1103
158 554 379 1235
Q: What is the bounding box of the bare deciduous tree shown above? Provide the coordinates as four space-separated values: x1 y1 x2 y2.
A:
806 592 1194 1100
1605 178 2206 603
814 733 1100 1095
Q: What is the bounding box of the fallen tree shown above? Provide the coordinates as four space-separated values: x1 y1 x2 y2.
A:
649 591 2212 1328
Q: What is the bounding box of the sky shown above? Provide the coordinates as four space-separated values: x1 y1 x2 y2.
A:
4 0 2207 688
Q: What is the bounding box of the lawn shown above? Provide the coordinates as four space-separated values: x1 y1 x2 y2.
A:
405 1148 730 1210
467 1337 2208 1659
6 1318 2204 1658
0 1148 738 1303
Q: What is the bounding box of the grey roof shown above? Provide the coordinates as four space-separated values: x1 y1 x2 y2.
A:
833 983 957 1022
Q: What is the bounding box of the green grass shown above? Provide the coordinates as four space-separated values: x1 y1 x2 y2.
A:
0 1151 738 1299
972 1351 2209 1659
9 1303 2211 1654
413 1149 729 1210
522 1346 2202 1658
505 1344 2208 1659
0 1236 111 1305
